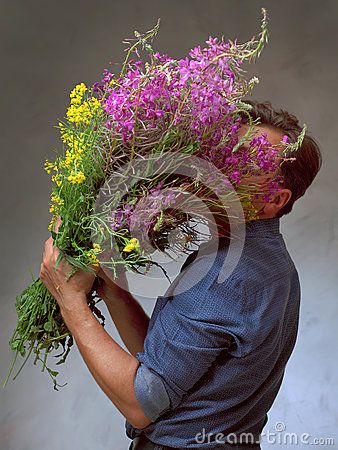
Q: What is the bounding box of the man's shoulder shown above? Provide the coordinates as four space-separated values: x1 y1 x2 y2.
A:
233 235 297 290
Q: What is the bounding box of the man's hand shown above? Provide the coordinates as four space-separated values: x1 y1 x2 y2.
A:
39 219 96 315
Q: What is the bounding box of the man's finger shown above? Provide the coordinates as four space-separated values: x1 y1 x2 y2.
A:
44 236 54 259
53 216 62 234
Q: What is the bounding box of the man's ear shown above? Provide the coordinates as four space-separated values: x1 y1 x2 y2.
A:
262 189 292 217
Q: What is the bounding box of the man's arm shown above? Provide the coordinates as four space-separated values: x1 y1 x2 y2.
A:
97 270 150 357
39 235 152 430
60 296 152 430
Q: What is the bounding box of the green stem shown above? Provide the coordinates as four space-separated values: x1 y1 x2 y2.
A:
12 343 34 382
2 350 19 388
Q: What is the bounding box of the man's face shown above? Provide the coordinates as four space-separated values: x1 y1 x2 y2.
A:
236 124 292 219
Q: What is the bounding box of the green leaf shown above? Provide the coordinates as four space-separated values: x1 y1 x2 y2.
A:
44 321 53 332
47 369 59 377
30 325 43 333
11 339 20 349
55 252 64 269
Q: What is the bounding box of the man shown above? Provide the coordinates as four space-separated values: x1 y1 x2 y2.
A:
40 101 322 449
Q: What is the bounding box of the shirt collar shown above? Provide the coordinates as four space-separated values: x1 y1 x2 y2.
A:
245 217 281 237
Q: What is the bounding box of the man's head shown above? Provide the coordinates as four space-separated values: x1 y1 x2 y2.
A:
239 100 322 219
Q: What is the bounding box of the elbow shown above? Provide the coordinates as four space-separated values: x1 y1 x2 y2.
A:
127 410 152 430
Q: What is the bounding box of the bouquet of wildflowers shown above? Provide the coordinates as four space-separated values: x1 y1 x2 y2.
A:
4 10 305 390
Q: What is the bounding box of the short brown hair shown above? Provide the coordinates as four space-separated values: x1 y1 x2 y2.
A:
240 100 322 217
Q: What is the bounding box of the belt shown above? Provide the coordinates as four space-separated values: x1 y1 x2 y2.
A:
129 434 173 449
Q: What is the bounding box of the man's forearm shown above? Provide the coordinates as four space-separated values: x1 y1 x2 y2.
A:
60 295 151 429
101 285 150 357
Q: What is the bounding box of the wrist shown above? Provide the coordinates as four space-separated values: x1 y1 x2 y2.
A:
59 292 89 319
99 280 128 302
60 298 96 337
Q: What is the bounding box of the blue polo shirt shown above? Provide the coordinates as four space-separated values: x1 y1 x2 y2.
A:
125 218 301 448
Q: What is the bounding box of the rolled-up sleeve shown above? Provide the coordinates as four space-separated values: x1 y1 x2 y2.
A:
134 363 171 422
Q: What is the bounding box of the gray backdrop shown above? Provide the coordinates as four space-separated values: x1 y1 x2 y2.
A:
1 1 337 449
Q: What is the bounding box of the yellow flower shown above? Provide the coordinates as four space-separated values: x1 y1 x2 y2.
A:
51 172 62 187
44 161 54 174
48 194 64 230
67 170 86 184
123 238 140 253
93 243 102 254
51 194 64 205
86 251 100 267
66 96 101 125
60 127 87 151
69 83 87 106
